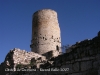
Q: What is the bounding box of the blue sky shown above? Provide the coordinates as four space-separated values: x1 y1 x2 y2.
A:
0 0 100 63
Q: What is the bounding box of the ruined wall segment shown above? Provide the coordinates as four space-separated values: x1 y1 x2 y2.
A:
5 48 46 68
39 31 100 75
30 9 61 55
0 48 47 75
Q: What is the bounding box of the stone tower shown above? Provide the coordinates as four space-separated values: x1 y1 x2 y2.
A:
30 9 61 55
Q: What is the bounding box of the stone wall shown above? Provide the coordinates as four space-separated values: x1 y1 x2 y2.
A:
44 31 100 75
42 50 60 59
14 32 100 75
0 32 100 75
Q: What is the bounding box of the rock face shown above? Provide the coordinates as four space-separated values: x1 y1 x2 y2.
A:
30 9 61 56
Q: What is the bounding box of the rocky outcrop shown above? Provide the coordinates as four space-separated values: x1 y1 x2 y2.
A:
0 48 47 75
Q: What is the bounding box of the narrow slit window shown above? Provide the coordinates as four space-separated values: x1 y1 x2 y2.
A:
56 45 59 51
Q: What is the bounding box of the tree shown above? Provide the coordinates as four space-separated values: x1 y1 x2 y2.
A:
61 44 71 53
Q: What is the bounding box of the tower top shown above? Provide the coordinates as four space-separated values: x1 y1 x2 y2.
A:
32 9 57 21
33 9 57 16
32 9 58 27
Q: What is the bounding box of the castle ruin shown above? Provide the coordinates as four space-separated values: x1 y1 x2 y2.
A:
30 9 62 58
0 9 100 75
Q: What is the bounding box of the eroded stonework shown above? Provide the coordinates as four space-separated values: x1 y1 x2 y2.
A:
6 48 46 66
0 48 47 75
30 9 61 55
0 9 100 75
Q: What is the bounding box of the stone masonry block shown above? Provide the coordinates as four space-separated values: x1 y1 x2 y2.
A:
81 61 92 71
69 73 81 75
93 61 100 69
98 67 100 75
96 54 100 60
65 64 73 73
81 57 89 61
72 62 80 72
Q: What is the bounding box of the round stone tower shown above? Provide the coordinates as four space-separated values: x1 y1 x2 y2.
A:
30 9 61 55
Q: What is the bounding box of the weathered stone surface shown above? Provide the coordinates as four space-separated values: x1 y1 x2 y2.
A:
1 32 100 75
42 50 60 59
31 9 61 57
98 67 100 75
0 9 100 75
81 57 89 61
93 61 99 69
66 64 73 73
96 54 100 60
4 48 46 69
69 73 81 75
72 62 79 72
81 61 92 71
